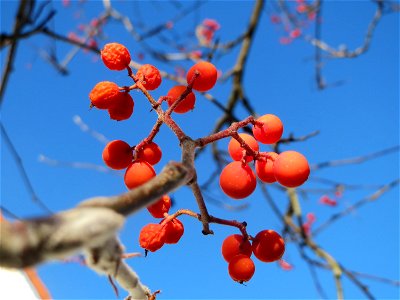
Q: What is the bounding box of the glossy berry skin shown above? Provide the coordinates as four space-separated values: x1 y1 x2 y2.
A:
108 92 134 121
124 160 156 190
162 218 184 244
221 234 252 262
137 142 162 165
219 161 257 199
228 133 259 163
252 230 285 262
273 151 310 188
147 195 171 218
101 43 131 71
186 61 217 92
167 85 196 113
89 81 120 109
102 140 133 170
228 254 255 283
252 114 283 144
136 64 162 90
255 152 278 183
139 223 166 252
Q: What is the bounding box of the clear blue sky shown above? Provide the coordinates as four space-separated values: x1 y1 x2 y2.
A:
1 1 399 299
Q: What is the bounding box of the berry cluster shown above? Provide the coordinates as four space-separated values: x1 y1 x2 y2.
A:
222 230 285 283
220 114 310 200
89 43 217 121
90 42 218 252
139 205 185 254
90 42 218 191
88 42 308 288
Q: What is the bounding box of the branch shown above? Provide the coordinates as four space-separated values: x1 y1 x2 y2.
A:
305 0 384 59
1 123 52 214
311 146 399 170
79 162 191 216
313 179 400 235
0 207 124 269
0 0 35 106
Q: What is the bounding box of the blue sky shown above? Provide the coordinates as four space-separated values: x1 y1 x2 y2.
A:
1 1 399 299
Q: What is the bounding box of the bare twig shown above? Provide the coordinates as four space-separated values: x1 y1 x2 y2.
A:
1 123 52 214
311 146 400 170
313 179 400 235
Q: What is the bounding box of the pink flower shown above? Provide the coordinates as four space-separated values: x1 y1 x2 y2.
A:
306 212 316 223
319 195 338 207
308 12 316 21
297 4 308 13
279 37 292 45
278 259 293 271
62 0 70 7
290 28 302 39
196 19 221 45
202 19 220 31
270 15 281 24
190 50 202 59
302 212 316 235
165 21 174 29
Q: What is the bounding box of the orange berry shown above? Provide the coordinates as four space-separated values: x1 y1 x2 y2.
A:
228 254 255 283
228 133 259 163
255 152 278 183
124 160 156 189
252 230 285 262
186 61 217 92
136 142 162 165
252 114 284 144
273 151 310 187
139 223 166 252
102 140 133 170
167 85 196 113
108 92 134 121
136 64 162 90
147 195 171 218
219 161 257 199
101 42 131 71
163 218 184 244
221 234 252 262
89 81 120 109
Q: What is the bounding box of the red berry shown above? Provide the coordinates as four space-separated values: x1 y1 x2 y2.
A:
139 223 166 252
186 61 217 92
147 195 171 218
255 152 278 183
89 81 120 109
252 114 283 144
108 92 134 121
221 234 252 262
102 140 133 170
136 64 162 90
252 230 285 262
136 142 162 165
228 133 259 163
167 85 196 113
101 42 131 71
228 254 255 283
124 160 156 190
163 218 184 244
219 161 257 199
273 151 310 187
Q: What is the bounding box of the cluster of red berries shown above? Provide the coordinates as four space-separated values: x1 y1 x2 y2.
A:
91 42 220 254
222 230 285 283
89 42 218 121
88 42 305 285
220 114 310 199
91 42 219 196
139 196 185 253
